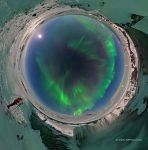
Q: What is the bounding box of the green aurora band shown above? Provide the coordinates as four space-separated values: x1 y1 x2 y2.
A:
23 15 119 116
36 33 117 116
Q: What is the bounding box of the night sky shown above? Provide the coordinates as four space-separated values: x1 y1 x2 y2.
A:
24 15 124 116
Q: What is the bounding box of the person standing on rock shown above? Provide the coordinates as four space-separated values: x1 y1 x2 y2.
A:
7 97 23 109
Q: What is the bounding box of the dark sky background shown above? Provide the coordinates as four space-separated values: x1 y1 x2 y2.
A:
24 15 124 115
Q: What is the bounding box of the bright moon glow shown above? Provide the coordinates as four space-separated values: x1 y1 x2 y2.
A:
38 34 42 39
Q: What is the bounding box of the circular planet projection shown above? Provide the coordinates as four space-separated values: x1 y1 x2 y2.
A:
24 14 124 116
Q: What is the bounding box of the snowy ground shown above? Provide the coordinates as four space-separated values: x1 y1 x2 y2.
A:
0 102 47 150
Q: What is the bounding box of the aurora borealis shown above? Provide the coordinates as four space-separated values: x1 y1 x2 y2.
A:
24 15 124 116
